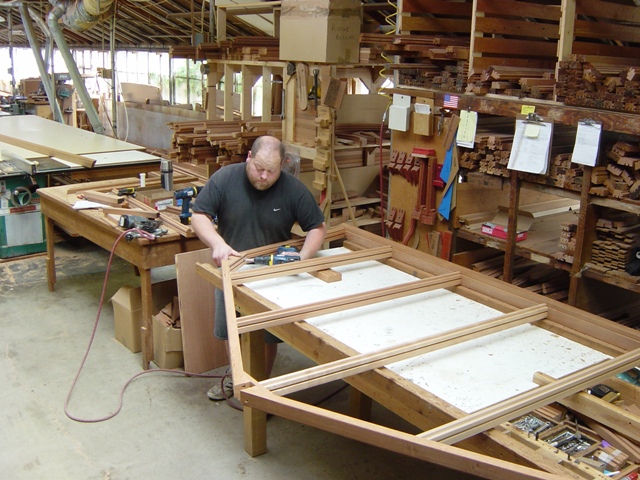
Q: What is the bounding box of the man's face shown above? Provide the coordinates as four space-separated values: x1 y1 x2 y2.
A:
246 150 282 191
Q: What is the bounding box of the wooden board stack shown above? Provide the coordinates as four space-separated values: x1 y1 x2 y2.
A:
168 119 282 166
589 139 640 200
590 213 640 278
466 65 555 100
556 60 640 113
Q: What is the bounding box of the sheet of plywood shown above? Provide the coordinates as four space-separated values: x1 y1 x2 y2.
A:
74 150 161 166
0 140 48 161
0 115 145 156
175 248 228 373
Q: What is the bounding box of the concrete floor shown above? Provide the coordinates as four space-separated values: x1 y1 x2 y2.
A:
0 238 481 480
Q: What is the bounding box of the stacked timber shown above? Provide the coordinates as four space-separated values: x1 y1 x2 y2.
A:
170 37 279 62
590 212 640 278
466 65 555 100
299 128 390 173
520 152 583 192
470 254 570 302
589 139 640 200
556 60 640 113
552 222 577 265
364 32 470 91
168 120 282 165
220 37 280 62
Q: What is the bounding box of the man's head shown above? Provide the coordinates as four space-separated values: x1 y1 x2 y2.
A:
246 136 285 191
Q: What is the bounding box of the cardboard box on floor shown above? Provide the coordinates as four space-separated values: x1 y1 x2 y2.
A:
279 0 361 63
110 279 178 353
153 307 183 369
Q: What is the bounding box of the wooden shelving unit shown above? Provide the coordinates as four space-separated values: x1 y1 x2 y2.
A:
386 0 640 319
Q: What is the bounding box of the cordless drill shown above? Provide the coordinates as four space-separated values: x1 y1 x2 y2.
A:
174 186 202 225
246 245 300 265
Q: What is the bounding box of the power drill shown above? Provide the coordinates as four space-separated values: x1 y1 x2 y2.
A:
246 245 300 265
174 186 202 225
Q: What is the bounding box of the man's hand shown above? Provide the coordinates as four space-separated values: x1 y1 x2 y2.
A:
211 242 240 267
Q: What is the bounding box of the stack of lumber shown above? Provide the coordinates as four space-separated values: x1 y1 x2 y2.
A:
470 254 570 301
459 123 581 183
167 119 282 165
589 139 640 200
552 222 577 265
466 65 555 100
361 28 473 91
520 151 583 192
458 118 515 175
170 37 279 62
590 212 640 275
219 36 280 62
556 60 640 113
299 129 390 174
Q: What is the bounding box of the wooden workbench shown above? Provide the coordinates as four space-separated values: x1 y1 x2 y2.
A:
196 225 640 479
38 178 205 369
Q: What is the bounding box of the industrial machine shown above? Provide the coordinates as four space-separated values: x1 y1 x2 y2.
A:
0 167 47 259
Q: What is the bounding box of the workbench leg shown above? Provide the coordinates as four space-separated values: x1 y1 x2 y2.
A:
44 215 56 292
140 268 153 370
244 406 268 456
241 331 268 455
349 387 372 421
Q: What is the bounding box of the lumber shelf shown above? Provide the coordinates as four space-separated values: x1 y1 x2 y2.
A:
581 265 640 294
381 88 640 136
455 213 575 273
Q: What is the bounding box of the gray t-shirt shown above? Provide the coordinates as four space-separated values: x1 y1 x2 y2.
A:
192 163 324 251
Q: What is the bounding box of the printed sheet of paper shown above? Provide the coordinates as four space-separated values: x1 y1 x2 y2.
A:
456 110 478 148
507 119 553 174
571 121 602 166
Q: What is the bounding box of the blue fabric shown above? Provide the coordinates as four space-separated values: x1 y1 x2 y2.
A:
437 143 454 220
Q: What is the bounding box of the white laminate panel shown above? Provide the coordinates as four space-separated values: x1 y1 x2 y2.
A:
246 248 611 413
0 115 145 155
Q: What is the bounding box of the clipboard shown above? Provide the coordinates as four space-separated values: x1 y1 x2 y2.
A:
507 113 554 175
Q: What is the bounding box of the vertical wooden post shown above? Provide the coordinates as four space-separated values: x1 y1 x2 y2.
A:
503 170 520 283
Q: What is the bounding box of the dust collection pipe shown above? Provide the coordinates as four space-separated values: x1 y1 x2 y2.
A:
19 4 64 123
47 0 115 134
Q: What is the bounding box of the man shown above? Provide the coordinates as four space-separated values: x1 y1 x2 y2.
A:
191 135 327 403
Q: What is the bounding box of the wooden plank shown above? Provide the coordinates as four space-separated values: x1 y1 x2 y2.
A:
399 16 472 34
229 246 393 285
176 248 228 374
242 386 565 480
0 133 96 168
476 0 561 21
475 16 560 39
573 19 640 44
401 0 473 16
236 273 463 333
576 0 640 23
472 38 558 58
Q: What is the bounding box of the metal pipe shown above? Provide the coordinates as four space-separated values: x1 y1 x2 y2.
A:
110 12 116 137
20 4 64 123
47 2 104 134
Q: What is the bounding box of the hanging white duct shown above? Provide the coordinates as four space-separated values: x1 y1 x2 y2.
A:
58 0 115 32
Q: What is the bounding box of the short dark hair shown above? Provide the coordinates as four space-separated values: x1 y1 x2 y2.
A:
250 136 285 161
